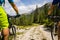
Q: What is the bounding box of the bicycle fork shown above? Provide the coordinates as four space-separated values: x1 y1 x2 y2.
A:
53 23 57 36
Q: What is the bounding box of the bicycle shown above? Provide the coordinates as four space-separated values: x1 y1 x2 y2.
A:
0 15 16 40
48 16 60 40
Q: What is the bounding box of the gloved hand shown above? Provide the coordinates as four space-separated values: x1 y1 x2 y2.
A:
15 14 21 18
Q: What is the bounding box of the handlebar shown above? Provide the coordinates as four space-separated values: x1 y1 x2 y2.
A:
48 16 60 22
7 14 18 26
48 16 60 19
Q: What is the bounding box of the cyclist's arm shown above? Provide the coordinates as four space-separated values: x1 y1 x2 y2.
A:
8 0 19 14
48 0 58 15
48 5 55 15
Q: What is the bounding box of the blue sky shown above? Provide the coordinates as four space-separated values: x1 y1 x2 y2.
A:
4 0 53 16
21 0 52 5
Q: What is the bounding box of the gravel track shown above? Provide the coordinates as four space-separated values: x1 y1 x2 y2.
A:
14 25 58 40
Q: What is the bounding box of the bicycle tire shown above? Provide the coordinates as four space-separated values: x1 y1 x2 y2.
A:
9 25 16 40
50 27 54 40
9 25 16 35
12 26 16 35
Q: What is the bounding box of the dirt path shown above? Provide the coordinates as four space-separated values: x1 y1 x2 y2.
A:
15 25 58 40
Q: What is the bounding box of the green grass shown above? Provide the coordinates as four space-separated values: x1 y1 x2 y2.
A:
17 23 39 29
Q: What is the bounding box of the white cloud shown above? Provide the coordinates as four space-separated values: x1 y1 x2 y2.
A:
18 1 46 14
18 5 36 14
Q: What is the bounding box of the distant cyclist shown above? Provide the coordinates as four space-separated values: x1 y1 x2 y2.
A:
48 0 60 40
0 0 20 40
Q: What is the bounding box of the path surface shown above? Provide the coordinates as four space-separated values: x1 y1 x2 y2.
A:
14 25 58 40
